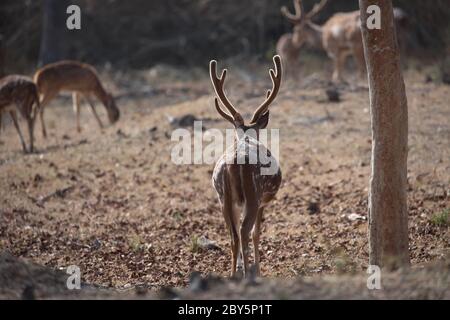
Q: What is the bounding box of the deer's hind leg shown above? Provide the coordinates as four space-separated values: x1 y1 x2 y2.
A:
24 99 35 153
331 53 344 83
10 110 27 153
20 92 39 153
241 199 258 278
252 206 264 277
72 92 82 133
221 172 240 277
39 106 47 138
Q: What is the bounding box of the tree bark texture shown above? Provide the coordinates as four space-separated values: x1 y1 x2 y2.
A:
359 0 410 269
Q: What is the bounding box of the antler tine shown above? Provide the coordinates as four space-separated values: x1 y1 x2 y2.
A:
209 60 240 120
281 0 304 24
214 98 235 124
250 56 282 124
306 0 328 20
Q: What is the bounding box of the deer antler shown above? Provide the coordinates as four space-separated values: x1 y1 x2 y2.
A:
281 0 304 24
210 60 242 125
306 0 328 20
250 56 282 124
214 98 234 124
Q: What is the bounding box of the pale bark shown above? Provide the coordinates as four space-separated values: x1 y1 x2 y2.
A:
359 0 410 269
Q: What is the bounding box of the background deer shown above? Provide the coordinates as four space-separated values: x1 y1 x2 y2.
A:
279 0 408 83
33 60 120 137
0 75 40 152
277 0 328 79
210 56 282 277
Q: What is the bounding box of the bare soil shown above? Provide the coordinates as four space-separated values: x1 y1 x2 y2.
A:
0 63 449 295
0 251 448 299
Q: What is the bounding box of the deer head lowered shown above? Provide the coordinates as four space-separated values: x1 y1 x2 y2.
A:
209 56 283 277
33 60 120 137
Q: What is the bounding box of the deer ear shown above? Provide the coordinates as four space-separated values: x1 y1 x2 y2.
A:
254 111 270 129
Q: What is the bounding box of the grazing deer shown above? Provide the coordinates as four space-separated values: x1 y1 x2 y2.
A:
33 60 120 137
279 0 408 83
277 0 328 79
0 75 40 153
210 56 283 277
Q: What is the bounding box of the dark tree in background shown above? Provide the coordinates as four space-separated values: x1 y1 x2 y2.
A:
360 0 410 269
38 0 69 66
0 34 5 77
0 0 449 70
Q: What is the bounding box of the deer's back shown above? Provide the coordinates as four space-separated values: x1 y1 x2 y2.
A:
322 11 361 53
34 60 102 94
0 75 37 108
212 138 281 207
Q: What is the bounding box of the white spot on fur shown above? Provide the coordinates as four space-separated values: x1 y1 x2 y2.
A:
331 25 342 38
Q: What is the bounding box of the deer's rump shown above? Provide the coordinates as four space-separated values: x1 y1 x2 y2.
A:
212 139 281 207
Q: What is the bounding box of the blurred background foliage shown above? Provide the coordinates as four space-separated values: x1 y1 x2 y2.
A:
0 0 449 73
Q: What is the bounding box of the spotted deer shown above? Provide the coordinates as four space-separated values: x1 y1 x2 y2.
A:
277 0 328 79
279 0 408 83
33 60 120 137
210 56 283 277
0 75 40 153
315 4 408 82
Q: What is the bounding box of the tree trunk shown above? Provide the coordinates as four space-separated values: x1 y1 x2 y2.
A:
359 0 410 269
0 34 5 77
38 0 69 66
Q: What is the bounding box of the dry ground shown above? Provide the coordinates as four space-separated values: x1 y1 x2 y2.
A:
0 61 449 291
0 251 448 299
